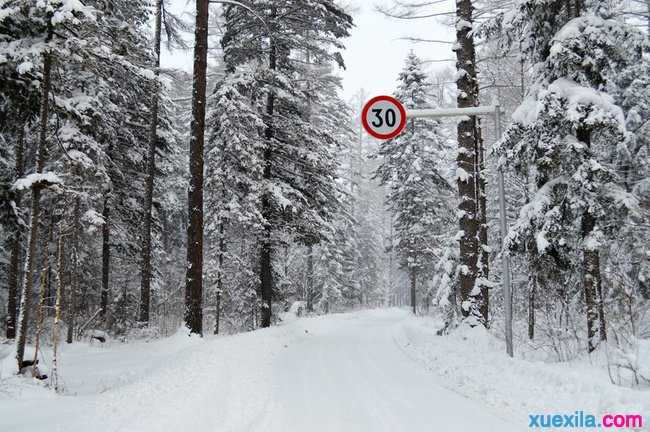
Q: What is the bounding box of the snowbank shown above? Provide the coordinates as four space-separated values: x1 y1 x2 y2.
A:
394 315 649 428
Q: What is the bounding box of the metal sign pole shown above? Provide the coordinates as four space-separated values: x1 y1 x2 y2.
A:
406 105 500 119
494 103 514 357
404 102 514 357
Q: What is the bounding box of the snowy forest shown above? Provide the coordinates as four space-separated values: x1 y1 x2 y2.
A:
1 0 649 430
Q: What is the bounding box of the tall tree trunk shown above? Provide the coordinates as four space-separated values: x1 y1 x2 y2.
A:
160 204 170 251
101 194 110 318
476 128 489 324
306 245 314 312
388 207 394 302
32 247 48 376
214 221 224 335
528 274 536 340
184 0 209 335
582 210 603 353
6 126 25 339
454 0 485 326
66 197 81 344
50 223 65 392
596 269 607 342
577 126 606 353
410 268 416 315
214 289 221 335
15 44 52 371
259 11 277 328
525 159 536 341
251 299 257 330
45 205 55 315
139 0 163 326
259 205 273 328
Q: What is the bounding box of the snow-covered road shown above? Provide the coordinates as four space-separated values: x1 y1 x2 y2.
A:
258 310 516 431
2 309 517 431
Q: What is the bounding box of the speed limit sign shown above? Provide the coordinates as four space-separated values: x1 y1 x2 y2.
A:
361 95 407 140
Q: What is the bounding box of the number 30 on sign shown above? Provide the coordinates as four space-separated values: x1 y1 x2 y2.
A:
361 95 407 140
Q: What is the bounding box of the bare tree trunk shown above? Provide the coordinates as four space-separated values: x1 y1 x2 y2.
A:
184 0 209 335
250 290 257 330
388 213 394 301
214 221 224 335
476 129 489 324
66 197 81 344
454 0 486 326
577 127 606 353
306 245 314 312
139 0 163 326
410 268 416 315
32 248 48 377
259 11 277 328
582 212 602 353
525 158 536 341
259 225 273 328
596 270 607 342
101 194 110 318
15 44 53 371
214 289 221 335
160 204 170 251
50 222 65 392
528 274 536 340
6 126 25 339
121 283 128 329
45 206 55 315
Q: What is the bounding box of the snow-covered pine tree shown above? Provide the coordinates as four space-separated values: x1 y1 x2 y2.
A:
300 63 358 313
346 90 391 308
152 70 191 335
2 0 178 350
217 0 352 327
375 52 453 315
611 31 650 307
0 102 31 341
138 0 164 327
139 0 189 327
0 139 20 335
496 0 647 352
432 238 461 333
49 0 175 338
1 0 98 370
206 64 265 333
0 4 42 338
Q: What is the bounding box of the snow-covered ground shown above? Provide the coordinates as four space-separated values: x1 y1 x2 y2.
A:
395 315 649 429
1 308 647 431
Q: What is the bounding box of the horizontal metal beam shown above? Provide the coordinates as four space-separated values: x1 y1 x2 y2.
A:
406 105 499 119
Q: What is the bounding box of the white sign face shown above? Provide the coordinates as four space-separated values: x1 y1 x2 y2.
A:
361 96 407 140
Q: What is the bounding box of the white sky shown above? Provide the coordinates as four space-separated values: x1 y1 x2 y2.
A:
160 0 456 101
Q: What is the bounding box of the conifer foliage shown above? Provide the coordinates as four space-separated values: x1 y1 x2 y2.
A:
209 1 353 327
496 0 649 352
376 53 452 315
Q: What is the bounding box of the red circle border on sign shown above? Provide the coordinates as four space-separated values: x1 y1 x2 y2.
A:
361 95 407 140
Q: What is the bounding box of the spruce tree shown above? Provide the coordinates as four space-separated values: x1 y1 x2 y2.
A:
215 0 352 327
497 0 647 352
375 52 452 315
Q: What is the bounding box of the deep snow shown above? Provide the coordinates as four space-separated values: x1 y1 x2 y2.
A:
1 308 647 431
